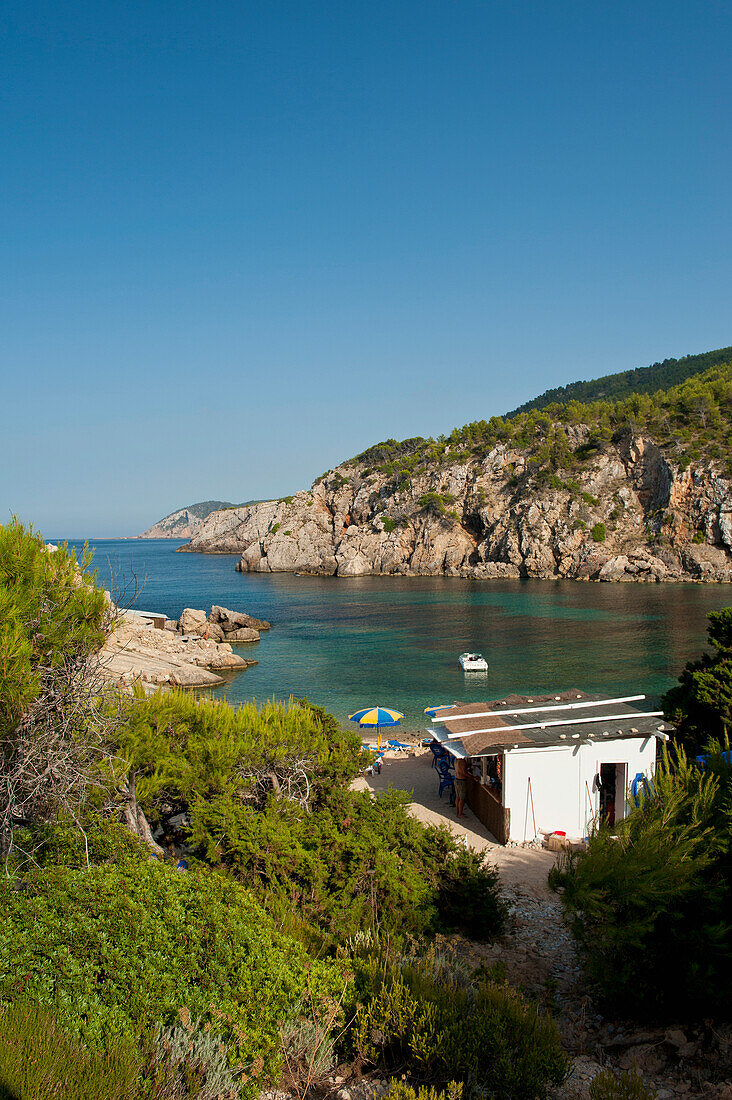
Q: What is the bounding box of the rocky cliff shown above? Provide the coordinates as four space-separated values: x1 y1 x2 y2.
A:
139 501 234 539
180 428 732 583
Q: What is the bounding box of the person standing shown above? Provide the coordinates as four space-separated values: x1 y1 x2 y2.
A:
454 756 470 819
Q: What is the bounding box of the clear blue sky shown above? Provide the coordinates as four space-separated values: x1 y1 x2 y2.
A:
2 1 730 536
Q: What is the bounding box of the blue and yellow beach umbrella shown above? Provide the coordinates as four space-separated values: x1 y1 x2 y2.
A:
349 706 404 749
424 704 455 718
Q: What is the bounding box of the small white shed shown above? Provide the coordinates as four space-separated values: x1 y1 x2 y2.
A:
429 690 670 844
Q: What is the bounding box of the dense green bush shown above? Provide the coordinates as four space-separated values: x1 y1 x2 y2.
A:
116 691 364 814
347 949 568 1099
11 815 148 872
0 851 344 1095
0 519 107 737
0 520 116 863
116 693 506 944
0 1002 140 1100
551 745 732 1018
591 522 606 542
431 845 507 939
664 608 732 754
190 785 506 943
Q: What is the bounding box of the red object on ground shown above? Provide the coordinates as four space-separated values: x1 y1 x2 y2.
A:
553 830 567 836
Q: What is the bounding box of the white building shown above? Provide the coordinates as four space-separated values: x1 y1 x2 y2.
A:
429 690 670 844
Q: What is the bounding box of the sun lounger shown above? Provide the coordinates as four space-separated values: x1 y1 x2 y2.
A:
386 739 410 752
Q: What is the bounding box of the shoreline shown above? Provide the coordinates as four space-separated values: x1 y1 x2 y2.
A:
180 545 732 584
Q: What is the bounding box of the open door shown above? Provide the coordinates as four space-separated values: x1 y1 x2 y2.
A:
599 762 628 826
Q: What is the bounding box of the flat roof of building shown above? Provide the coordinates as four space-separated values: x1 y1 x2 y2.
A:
429 689 670 758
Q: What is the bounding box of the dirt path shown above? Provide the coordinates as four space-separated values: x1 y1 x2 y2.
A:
354 748 558 896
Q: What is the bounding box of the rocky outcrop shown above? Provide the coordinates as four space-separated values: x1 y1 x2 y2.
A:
209 604 271 633
176 605 270 643
181 431 732 583
100 612 252 690
100 601 270 690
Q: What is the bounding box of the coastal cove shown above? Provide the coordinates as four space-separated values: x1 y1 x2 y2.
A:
68 538 731 731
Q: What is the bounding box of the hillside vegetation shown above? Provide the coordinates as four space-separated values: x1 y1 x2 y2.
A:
347 359 732 482
506 345 732 417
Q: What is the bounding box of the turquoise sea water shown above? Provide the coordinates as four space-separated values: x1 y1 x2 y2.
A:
66 538 731 732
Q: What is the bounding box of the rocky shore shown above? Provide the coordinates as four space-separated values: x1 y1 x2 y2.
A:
180 431 732 582
100 604 269 690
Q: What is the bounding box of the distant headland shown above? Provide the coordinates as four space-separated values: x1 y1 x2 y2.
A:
149 347 732 583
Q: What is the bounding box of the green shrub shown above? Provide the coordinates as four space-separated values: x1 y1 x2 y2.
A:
116 695 504 945
0 520 108 738
11 815 149 873
116 692 363 817
417 493 446 516
348 950 567 1099
591 522 606 542
0 855 344 1094
382 517 397 533
551 744 732 1018
0 1001 247 1099
0 1002 140 1100
0 520 115 862
190 786 506 943
663 608 732 754
589 1067 657 1100
381 1080 464 1100
433 847 507 939
270 523 280 535
581 491 600 506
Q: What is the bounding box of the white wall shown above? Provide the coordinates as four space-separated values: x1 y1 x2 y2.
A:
502 736 657 843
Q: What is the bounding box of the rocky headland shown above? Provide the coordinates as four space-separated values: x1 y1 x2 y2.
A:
100 604 269 690
138 500 234 539
180 430 732 583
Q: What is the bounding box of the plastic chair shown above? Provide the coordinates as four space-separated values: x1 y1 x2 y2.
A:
429 742 447 769
437 768 455 803
386 739 410 752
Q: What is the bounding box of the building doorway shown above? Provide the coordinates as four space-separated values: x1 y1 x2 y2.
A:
599 762 628 826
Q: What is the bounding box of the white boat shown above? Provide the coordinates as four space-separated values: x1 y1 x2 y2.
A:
459 651 488 672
